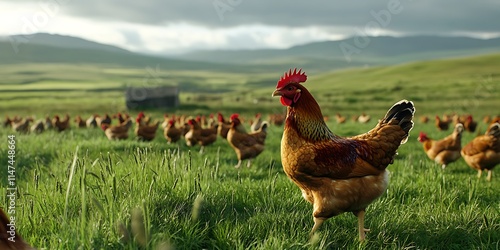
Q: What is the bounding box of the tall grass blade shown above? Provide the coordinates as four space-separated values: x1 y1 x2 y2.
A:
64 146 79 220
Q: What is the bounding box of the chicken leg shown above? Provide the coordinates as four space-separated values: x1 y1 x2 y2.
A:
309 217 325 238
355 210 370 241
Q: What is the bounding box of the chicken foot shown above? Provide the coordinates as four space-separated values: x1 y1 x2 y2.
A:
235 160 242 168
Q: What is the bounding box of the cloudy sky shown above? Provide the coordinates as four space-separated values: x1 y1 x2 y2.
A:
1 0 499 54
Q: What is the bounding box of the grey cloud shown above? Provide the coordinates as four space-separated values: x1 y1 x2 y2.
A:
12 0 500 34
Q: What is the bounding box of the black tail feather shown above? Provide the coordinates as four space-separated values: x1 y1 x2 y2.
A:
383 100 415 144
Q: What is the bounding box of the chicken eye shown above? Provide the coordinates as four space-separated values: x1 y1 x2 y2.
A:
287 86 294 91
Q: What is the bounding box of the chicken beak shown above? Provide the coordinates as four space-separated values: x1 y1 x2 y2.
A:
272 89 282 97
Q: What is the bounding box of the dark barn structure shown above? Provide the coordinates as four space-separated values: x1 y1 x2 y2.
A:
126 86 179 110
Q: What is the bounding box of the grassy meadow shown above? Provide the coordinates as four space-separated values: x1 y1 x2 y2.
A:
1 53 500 249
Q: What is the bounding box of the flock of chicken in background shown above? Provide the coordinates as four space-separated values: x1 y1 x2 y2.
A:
4 111 500 179
1 112 345 167
418 114 500 181
4 112 275 168
2 111 374 169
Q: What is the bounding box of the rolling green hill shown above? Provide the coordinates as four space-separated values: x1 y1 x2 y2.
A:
1 53 499 118
0 33 258 72
178 36 500 71
0 41 249 72
2 34 499 73
8 33 129 53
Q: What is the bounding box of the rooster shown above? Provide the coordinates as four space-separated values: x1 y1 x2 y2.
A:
227 114 268 168
418 123 464 169
272 69 414 241
461 123 500 181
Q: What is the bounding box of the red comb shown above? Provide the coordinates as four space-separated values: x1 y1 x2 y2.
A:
230 113 239 121
276 68 307 89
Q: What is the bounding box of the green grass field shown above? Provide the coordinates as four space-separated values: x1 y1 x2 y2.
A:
1 117 499 249
1 53 500 249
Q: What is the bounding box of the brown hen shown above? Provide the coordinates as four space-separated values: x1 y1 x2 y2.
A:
461 123 500 181
418 123 464 169
227 114 268 168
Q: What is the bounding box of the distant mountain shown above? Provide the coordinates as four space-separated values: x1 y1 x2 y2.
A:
177 36 500 70
1 33 499 73
6 33 128 53
0 33 251 72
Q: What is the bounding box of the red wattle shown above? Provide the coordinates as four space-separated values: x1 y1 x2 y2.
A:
280 96 293 106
